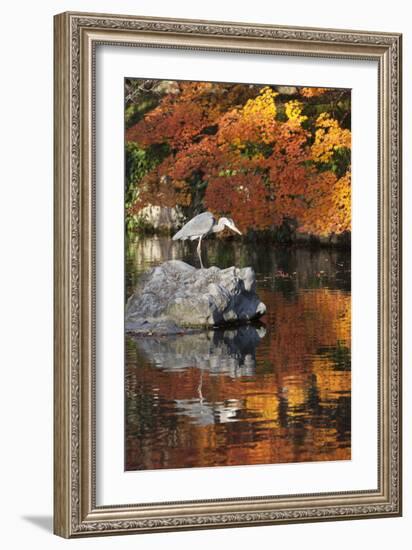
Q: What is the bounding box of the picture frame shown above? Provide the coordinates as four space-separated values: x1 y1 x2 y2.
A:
53 11 402 538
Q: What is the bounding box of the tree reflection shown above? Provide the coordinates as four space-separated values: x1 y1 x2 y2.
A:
125 238 351 471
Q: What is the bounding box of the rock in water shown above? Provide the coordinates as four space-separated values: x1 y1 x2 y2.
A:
125 260 266 334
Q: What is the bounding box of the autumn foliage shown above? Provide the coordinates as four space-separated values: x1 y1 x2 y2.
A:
125 80 351 238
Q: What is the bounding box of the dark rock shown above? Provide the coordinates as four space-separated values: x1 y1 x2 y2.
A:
125 260 266 334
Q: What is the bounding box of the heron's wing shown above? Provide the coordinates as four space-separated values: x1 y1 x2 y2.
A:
172 212 215 241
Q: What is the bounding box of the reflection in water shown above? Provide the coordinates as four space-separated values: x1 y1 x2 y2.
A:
125 236 351 471
129 325 266 378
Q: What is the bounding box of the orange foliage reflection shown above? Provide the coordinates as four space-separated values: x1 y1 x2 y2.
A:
126 288 351 470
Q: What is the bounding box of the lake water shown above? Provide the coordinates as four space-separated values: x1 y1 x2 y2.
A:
125 235 351 470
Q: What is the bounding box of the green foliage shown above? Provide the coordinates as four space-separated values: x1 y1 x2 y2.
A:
186 173 208 217
125 142 170 231
125 98 159 129
313 147 351 178
241 141 273 159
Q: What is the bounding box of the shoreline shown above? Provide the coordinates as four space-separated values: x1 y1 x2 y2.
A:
126 228 352 250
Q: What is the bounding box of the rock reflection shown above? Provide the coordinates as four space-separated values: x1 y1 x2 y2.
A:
129 324 266 378
128 326 267 428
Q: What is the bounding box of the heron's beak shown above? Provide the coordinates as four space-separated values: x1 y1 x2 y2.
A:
231 225 242 235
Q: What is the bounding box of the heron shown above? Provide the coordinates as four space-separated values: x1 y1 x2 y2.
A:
172 212 242 269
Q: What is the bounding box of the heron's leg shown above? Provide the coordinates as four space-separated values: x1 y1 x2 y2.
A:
197 236 204 269
197 370 204 406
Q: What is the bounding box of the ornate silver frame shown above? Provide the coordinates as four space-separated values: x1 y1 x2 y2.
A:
53 11 402 538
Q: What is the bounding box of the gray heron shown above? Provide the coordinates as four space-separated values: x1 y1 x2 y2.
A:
172 212 242 268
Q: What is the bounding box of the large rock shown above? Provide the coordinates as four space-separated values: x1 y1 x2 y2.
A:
125 260 266 334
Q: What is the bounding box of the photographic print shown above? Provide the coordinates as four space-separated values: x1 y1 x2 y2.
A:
54 13 401 537
124 79 352 471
